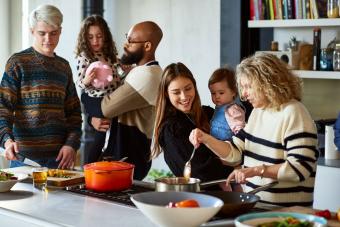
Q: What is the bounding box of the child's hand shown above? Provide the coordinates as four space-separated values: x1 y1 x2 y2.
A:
121 64 133 73
83 69 96 86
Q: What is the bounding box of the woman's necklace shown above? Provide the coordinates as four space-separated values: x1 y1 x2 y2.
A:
184 113 196 127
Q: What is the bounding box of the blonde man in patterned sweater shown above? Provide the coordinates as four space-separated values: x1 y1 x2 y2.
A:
190 53 318 207
0 5 82 169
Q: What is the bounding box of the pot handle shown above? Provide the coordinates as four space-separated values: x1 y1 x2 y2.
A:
248 181 279 194
200 179 227 188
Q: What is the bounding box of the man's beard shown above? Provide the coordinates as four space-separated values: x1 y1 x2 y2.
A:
120 48 144 65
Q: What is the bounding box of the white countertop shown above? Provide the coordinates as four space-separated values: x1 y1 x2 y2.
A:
0 182 157 227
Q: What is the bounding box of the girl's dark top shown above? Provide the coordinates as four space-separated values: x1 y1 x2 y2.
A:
159 106 233 182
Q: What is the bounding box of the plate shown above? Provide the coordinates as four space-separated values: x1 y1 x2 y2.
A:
235 211 327 227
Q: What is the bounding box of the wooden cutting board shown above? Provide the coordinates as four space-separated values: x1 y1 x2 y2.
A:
5 166 85 187
46 169 84 187
278 206 340 227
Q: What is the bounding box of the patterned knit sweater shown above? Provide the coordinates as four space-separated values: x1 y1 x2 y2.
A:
0 47 82 159
223 99 318 206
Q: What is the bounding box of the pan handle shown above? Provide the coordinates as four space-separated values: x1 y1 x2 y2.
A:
200 179 227 188
248 181 279 194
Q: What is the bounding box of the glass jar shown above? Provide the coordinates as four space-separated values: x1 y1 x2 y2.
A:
328 0 339 18
333 44 340 71
320 48 334 71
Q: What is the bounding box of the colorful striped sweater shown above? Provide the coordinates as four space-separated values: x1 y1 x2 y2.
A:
0 47 82 159
223 99 318 206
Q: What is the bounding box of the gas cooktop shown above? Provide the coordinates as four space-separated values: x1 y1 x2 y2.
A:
64 182 153 208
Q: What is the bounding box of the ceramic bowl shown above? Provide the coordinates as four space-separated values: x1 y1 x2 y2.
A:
0 173 28 192
131 191 223 227
235 211 327 227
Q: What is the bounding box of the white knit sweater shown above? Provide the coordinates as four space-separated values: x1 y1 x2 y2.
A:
224 99 318 206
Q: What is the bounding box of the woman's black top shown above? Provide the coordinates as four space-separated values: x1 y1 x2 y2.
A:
159 107 233 182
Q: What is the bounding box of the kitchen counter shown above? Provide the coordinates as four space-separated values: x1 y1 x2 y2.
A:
0 182 157 227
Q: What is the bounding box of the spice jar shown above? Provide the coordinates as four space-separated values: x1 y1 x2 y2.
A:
328 0 339 18
333 44 340 71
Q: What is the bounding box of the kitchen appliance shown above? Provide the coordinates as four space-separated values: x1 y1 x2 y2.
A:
64 181 268 224
65 182 153 207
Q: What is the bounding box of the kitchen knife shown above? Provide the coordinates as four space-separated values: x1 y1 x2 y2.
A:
15 153 41 167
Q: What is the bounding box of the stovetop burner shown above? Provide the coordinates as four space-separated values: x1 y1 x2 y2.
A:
65 183 152 208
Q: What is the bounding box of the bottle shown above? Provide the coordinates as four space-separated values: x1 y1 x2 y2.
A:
328 0 339 18
333 43 340 71
312 27 321 71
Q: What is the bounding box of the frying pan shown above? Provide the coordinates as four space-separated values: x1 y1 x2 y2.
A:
202 181 278 217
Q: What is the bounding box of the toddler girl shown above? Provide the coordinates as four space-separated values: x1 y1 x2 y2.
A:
208 67 245 141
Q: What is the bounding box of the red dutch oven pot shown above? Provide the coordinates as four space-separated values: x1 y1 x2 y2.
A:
83 161 135 192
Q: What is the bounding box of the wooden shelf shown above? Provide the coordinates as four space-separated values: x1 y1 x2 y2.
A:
293 70 340 79
248 18 340 28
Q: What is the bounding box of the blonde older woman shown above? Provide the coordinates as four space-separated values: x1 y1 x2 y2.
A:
190 53 318 207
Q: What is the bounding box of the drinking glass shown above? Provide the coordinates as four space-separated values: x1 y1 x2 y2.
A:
32 167 48 190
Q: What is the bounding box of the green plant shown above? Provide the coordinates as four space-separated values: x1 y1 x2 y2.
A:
147 168 174 181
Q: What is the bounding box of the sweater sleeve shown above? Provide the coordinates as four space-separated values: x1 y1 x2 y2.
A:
225 103 246 134
76 54 90 90
0 58 19 147
277 104 318 182
63 65 82 150
334 112 340 151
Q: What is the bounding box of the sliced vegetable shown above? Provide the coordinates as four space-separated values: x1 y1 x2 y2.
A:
256 216 312 227
0 170 17 181
166 199 200 208
315 209 332 219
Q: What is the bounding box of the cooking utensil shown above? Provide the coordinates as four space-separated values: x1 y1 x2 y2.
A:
0 152 41 167
155 177 227 192
183 148 196 179
203 181 279 217
97 124 111 161
83 161 135 192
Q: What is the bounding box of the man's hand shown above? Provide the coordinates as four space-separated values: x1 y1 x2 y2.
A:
4 139 19 160
56 145 76 169
91 117 111 132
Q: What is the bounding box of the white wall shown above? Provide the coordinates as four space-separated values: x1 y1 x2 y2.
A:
0 0 10 76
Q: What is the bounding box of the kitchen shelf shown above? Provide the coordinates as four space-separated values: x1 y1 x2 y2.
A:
293 70 340 79
248 18 340 28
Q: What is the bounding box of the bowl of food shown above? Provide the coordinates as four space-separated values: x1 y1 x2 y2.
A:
0 170 28 192
235 212 327 227
131 191 223 227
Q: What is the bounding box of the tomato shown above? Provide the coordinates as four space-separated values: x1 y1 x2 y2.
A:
315 209 331 219
175 199 200 208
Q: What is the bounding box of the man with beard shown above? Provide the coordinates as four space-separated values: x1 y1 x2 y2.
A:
81 21 163 180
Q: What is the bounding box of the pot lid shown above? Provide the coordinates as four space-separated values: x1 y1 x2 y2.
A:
84 161 134 171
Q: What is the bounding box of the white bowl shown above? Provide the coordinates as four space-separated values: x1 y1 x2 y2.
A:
235 212 327 227
0 173 28 192
131 191 223 227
